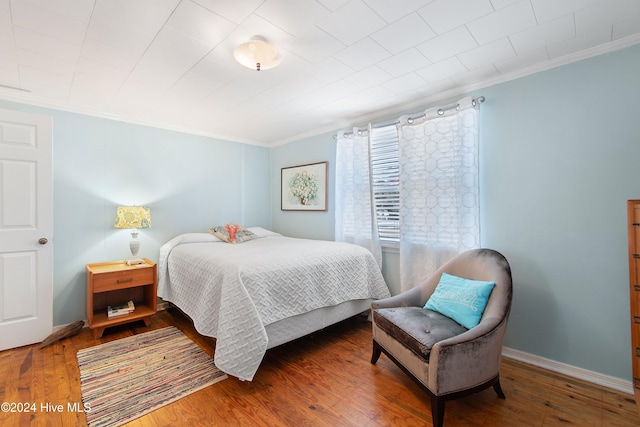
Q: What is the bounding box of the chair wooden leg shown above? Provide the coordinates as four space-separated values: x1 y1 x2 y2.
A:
430 395 445 427
371 340 382 364
493 378 506 399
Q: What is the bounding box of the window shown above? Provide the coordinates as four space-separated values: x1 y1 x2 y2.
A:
370 124 400 243
336 97 481 289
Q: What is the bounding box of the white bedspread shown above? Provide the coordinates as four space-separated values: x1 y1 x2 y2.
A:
157 229 390 381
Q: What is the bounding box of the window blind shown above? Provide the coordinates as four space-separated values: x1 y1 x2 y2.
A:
370 124 400 243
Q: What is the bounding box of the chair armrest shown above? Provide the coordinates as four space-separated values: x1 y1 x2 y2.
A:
371 286 423 309
428 316 507 395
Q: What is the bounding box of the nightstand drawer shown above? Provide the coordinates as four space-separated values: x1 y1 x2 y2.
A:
92 268 154 293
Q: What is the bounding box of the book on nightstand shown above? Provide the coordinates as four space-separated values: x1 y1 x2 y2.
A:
107 300 135 318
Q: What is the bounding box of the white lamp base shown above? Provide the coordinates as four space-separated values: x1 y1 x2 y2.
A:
126 232 144 265
129 231 140 256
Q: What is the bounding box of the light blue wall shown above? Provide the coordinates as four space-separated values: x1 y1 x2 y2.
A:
270 43 640 381
0 99 270 326
480 45 640 380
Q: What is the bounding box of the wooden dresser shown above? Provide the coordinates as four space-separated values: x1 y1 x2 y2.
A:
627 200 640 415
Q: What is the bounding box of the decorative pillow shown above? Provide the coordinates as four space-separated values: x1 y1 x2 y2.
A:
208 223 257 244
424 272 495 329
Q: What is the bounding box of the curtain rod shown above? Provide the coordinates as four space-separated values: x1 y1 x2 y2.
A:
406 95 484 123
335 96 485 139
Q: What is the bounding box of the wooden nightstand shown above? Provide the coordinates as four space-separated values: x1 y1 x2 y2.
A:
86 259 157 339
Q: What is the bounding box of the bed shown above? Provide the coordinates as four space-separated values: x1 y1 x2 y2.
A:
157 227 390 381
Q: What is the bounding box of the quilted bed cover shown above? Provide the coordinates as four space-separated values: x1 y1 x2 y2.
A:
157 228 390 381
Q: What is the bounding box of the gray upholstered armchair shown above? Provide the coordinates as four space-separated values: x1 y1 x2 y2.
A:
371 248 513 427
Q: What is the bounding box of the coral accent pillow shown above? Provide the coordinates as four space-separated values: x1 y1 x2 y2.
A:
209 223 257 244
424 272 495 329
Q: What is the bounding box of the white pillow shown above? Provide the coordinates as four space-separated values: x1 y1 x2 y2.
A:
246 227 282 238
177 233 224 243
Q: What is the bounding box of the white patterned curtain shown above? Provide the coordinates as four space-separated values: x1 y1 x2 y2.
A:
335 128 382 267
398 97 480 291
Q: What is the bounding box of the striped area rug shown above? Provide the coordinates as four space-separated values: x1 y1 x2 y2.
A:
77 326 227 427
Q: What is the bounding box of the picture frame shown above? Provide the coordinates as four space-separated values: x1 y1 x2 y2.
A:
281 161 328 211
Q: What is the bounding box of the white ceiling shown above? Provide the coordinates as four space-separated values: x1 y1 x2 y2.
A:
0 0 639 146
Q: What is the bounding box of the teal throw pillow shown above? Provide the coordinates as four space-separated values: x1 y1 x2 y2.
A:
424 272 495 329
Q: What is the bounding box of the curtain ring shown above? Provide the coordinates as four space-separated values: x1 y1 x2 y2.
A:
407 118 414 124
437 109 444 115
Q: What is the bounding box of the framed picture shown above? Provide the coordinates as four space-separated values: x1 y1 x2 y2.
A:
281 161 328 211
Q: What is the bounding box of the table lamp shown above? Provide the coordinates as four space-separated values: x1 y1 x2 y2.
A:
114 206 151 265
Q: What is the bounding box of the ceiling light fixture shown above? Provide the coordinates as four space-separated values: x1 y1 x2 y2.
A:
233 36 281 71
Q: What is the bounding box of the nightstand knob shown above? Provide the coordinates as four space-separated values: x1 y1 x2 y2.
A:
38 237 48 245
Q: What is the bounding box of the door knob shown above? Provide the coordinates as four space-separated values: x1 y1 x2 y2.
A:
38 238 48 245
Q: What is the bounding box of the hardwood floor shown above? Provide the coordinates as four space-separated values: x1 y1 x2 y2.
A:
1 309 639 426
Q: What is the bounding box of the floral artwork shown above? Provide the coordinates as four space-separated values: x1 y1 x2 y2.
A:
281 162 327 211
289 170 318 205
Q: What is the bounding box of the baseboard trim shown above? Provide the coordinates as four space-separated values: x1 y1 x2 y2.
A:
503 347 633 395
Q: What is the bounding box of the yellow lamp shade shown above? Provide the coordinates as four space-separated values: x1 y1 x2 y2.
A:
114 206 151 229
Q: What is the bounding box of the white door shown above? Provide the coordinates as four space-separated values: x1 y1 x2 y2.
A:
0 108 53 351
